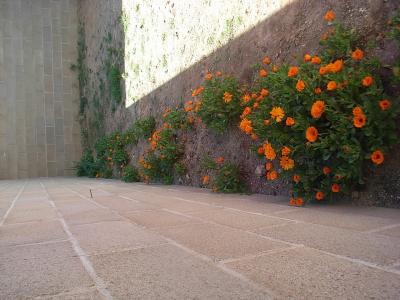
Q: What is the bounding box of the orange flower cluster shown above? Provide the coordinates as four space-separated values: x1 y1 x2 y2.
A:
286 117 295 126
266 170 278 181
324 10 335 22
362 76 373 87
306 126 318 142
352 48 364 61
259 69 268 77
293 174 300 183
139 157 151 170
223 91 233 103
185 100 193 112
288 66 299 77
379 99 391 111
280 155 294 170
319 60 343 76
296 80 305 92
270 107 285 122
149 130 161 150
242 94 251 104
263 143 276 161
315 191 324 201
205 73 212 80
371 150 384 165
215 156 225 164
263 56 271 65
352 106 366 128
326 81 337 91
239 118 253 134
192 86 204 97
202 175 210 185
311 100 325 119
289 197 304 206
241 107 252 119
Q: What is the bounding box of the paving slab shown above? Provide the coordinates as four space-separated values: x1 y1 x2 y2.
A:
91 243 269 299
69 220 166 255
4 207 58 224
227 246 400 299
123 209 198 228
158 222 289 261
92 196 158 212
276 207 400 231
0 242 94 299
63 208 122 226
0 220 67 247
188 208 292 231
254 222 400 266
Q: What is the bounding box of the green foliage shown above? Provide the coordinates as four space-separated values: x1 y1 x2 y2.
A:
139 126 183 184
108 65 122 104
132 116 156 139
195 74 242 134
388 12 400 81
214 162 247 193
76 150 96 177
122 165 140 182
163 108 191 130
242 18 399 203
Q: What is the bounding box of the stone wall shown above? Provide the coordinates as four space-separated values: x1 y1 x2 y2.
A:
0 0 81 178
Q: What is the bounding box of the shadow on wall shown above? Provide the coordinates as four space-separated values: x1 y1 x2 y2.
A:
78 0 400 203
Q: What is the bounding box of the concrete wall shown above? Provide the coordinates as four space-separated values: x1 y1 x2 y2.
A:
0 0 81 179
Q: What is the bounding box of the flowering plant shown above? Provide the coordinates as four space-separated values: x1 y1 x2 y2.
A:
241 11 398 204
194 72 242 133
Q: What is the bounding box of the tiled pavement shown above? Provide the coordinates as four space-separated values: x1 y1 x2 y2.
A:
0 178 399 299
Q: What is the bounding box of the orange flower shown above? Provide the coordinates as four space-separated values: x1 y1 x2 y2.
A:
281 146 291 156
379 99 391 111
295 198 304 206
192 86 204 97
319 66 328 75
352 48 364 61
353 113 366 128
331 183 340 193
205 73 212 80
296 80 305 92
352 106 363 116
215 71 222 77
311 100 325 119
256 95 264 102
202 175 210 185
251 93 258 99
257 147 264 155
311 56 321 65
266 170 278 181
239 118 253 134
272 65 279 72
288 66 299 77
253 102 259 109
265 162 273 171
260 88 269 97
304 54 312 62
270 107 285 122
280 156 295 170
331 59 343 73
306 126 318 142
259 69 268 77
286 117 295 126
241 107 252 119
327 81 337 91
293 174 300 183
324 10 335 22
263 143 276 161
314 87 322 94
223 91 233 103
315 191 324 201
362 76 373 87
216 156 225 164
242 94 251 104
263 119 270 126
323 166 331 175
263 56 271 65
251 133 258 141
184 101 193 112
194 100 202 112
289 198 296 206
371 150 384 165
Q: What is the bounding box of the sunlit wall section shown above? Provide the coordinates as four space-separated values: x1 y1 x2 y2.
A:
123 0 291 107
